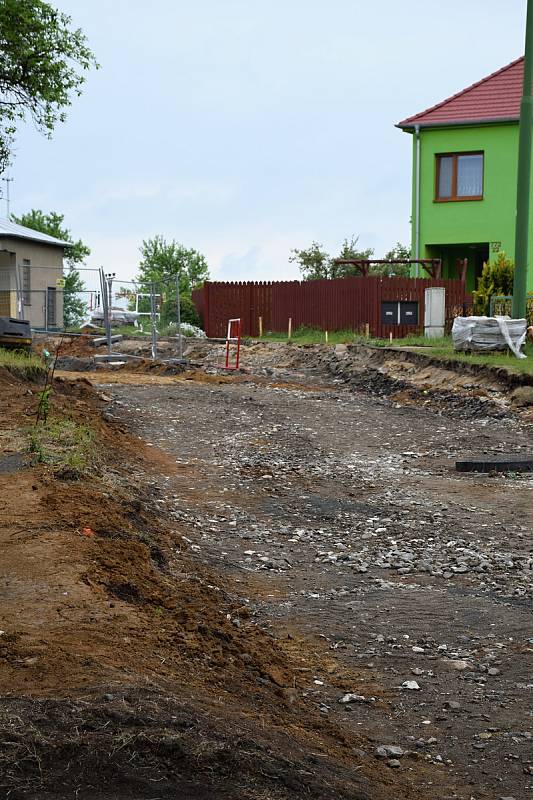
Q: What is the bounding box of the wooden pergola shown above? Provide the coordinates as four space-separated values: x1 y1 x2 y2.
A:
333 258 444 279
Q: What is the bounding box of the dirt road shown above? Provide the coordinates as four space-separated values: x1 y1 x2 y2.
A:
100 361 533 800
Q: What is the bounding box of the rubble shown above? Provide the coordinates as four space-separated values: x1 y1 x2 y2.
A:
85 338 533 798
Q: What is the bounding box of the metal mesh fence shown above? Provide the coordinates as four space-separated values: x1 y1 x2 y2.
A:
490 294 533 325
1 288 101 333
0 266 189 360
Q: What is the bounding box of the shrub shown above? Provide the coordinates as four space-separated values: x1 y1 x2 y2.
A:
473 252 514 315
161 295 201 328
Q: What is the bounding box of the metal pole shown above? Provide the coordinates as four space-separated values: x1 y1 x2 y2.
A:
106 273 114 356
2 176 13 218
513 0 533 319
176 272 182 360
414 125 421 278
150 281 157 360
99 268 110 354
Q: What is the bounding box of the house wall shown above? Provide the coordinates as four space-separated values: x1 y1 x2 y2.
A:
0 238 64 327
409 122 533 291
0 250 15 316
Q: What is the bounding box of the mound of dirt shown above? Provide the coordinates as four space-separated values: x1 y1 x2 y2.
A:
0 373 429 799
118 358 188 375
33 333 96 359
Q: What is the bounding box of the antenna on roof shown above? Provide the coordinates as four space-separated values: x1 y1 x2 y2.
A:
2 176 13 218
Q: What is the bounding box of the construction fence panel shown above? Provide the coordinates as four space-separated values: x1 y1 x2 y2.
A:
197 278 471 338
7 288 101 333
491 294 533 326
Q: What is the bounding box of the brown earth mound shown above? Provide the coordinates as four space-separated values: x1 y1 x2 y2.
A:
0 372 434 799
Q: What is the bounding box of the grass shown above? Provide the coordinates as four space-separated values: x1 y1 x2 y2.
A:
369 333 452 348
399 339 533 374
0 348 46 381
28 418 95 470
257 326 363 345
256 327 451 347
112 325 150 337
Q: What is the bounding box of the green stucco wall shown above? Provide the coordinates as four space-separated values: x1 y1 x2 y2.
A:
408 122 533 292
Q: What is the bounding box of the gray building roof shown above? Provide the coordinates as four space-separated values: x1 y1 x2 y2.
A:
0 218 70 247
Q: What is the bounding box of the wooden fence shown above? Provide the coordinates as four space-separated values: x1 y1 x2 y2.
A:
193 277 470 339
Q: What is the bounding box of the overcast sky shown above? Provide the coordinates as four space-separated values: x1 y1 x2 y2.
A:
9 0 527 288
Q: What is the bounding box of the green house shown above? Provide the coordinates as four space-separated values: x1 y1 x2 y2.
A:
398 56 529 293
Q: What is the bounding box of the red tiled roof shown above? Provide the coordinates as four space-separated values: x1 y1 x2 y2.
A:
397 57 524 128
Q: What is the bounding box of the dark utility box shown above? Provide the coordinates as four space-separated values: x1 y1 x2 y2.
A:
0 317 32 350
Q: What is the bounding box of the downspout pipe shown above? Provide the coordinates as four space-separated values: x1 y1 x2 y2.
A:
414 124 421 278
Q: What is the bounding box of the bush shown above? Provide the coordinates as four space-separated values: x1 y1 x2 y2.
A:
161 295 201 328
473 252 514 315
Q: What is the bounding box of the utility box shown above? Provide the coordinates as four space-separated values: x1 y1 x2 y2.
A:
424 288 445 338
380 300 419 326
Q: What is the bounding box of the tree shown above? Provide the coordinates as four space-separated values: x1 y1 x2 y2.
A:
330 236 374 279
371 242 412 277
135 235 210 325
291 238 416 281
61 267 87 328
174 295 201 327
290 237 374 280
12 209 90 328
289 241 331 280
0 0 97 172
12 209 90 268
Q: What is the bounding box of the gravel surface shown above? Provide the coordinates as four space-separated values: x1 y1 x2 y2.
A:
100 352 533 800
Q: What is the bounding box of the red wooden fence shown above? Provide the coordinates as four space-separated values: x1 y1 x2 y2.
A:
193 277 470 339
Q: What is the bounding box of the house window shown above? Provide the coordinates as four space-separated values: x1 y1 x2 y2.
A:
436 152 484 201
21 259 31 305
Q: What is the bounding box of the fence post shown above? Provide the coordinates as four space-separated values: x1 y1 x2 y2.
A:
259 315 263 337
99 268 111 355
176 272 182 360
150 281 158 361
288 317 292 341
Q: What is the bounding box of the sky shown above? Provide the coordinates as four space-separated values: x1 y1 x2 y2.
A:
8 0 528 289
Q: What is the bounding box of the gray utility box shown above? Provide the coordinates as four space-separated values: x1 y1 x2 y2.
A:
424 287 446 338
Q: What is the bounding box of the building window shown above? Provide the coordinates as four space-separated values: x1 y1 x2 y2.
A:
21 259 31 305
435 152 483 201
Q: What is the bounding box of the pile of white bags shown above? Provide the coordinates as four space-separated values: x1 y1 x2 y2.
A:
452 316 527 359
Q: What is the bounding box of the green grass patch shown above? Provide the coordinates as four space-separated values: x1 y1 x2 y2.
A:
368 335 533 374
257 327 453 347
257 326 362 345
369 334 452 348
113 324 151 337
28 418 96 470
395 340 533 374
0 347 46 381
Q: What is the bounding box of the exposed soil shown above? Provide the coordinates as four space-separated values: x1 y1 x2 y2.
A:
2 340 533 799
0 363 433 800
